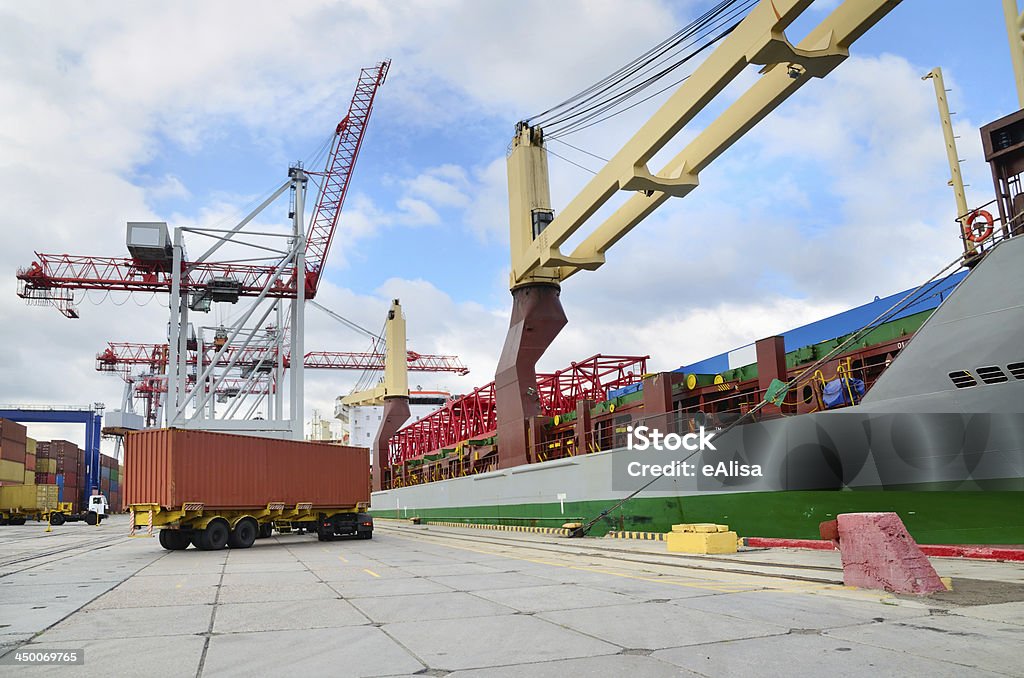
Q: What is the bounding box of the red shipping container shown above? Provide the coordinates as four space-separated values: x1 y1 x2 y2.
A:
25 454 36 471
0 440 26 464
63 471 78 487
35 441 50 459
0 419 27 445
125 429 369 510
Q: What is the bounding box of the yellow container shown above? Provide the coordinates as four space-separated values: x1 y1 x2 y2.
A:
0 484 59 511
0 459 25 483
26 438 37 455
667 530 739 554
38 458 57 474
24 470 34 485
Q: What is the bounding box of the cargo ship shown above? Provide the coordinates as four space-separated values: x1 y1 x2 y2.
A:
371 231 1024 544
368 4 1024 545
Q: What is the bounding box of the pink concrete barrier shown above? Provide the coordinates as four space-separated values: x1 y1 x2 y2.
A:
833 512 947 595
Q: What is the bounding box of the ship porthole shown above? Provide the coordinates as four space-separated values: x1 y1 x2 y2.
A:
802 385 813 404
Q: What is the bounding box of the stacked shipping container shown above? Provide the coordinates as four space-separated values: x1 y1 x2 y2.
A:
0 419 123 512
0 419 28 486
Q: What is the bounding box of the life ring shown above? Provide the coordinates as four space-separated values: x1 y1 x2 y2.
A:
965 209 994 242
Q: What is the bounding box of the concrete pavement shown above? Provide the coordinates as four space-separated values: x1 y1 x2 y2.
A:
0 516 1021 676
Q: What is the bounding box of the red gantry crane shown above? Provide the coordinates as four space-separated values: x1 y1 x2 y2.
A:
15 61 391 439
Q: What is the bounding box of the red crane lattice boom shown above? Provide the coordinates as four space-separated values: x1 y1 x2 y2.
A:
16 60 391 316
387 354 647 465
96 342 468 375
304 60 390 296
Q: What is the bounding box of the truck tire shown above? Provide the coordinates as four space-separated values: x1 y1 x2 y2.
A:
228 518 258 549
85 511 99 526
8 518 26 526
257 523 273 539
197 519 230 550
49 513 66 526
159 529 191 551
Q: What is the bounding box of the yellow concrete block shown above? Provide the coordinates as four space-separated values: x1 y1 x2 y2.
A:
667 530 739 554
672 523 729 533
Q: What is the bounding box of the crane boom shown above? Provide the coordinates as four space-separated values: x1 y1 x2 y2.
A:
304 60 391 296
495 0 902 469
96 342 468 374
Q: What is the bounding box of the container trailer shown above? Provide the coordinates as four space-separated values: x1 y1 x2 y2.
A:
0 484 67 525
125 429 372 550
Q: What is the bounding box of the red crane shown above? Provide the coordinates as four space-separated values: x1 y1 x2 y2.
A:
103 340 467 427
96 342 469 375
387 354 647 466
15 60 391 318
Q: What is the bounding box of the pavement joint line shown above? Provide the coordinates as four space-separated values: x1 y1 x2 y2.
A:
195 543 229 678
0 528 173 661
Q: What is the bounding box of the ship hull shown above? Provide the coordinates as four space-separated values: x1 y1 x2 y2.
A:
373 235 1024 546
372 441 1024 545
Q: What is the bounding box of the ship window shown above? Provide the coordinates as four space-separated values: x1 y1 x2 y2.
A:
802 385 813 404
948 370 977 388
1008 362 1024 380
976 366 1009 384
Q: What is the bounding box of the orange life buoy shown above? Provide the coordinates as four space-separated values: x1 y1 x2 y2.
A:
964 209 994 243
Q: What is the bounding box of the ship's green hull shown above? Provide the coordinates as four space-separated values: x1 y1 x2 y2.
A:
372 487 1024 545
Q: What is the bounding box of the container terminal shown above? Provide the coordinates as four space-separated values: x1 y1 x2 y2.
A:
1 0 1023 676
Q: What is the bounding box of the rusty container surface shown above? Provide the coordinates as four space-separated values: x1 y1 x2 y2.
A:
124 429 370 510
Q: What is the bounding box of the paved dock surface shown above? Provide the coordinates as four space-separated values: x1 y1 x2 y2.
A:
1 516 1022 677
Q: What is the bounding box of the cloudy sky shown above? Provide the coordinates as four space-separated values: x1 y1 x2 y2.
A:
0 1 1012 451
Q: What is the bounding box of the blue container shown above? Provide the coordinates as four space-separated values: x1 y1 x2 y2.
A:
56 474 65 501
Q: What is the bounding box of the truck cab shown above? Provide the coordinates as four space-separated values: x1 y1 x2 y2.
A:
88 494 109 517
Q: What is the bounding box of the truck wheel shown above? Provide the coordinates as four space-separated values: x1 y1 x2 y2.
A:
257 523 273 539
9 518 26 526
228 518 258 549
198 519 230 550
159 530 191 551
85 511 98 526
49 513 66 526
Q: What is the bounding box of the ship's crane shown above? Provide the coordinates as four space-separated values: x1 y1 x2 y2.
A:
14 61 391 439
494 0 901 467
339 299 414 491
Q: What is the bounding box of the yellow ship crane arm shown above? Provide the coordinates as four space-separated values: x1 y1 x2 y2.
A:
509 0 901 287
342 299 409 407
495 0 901 470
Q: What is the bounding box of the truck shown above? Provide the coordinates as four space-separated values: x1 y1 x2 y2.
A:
0 484 61 525
124 428 372 550
0 485 112 526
